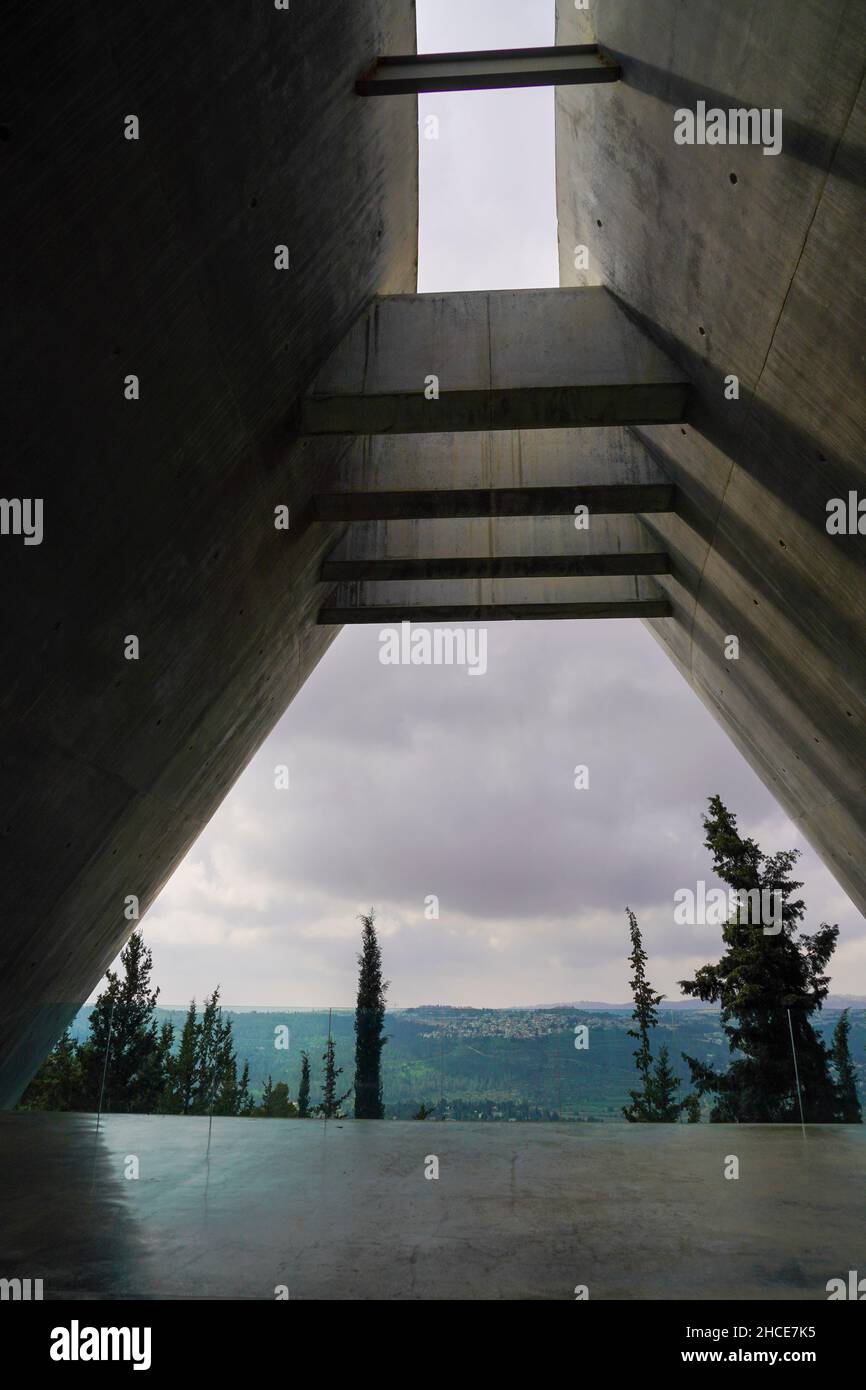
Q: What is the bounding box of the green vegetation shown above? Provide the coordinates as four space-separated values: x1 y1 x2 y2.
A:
354 910 388 1119
680 796 849 1122
16 799 866 1124
622 907 696 1122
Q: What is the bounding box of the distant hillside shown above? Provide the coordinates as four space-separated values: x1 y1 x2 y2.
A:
68 1002 866 1122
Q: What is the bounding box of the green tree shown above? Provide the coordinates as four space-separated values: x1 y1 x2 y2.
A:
353 910 388 1119
193 989 221 1114
18 1028 83 1111
680 796 840 1123
622 907 663 1122
647 1045 687 1121
297 1051 311 1118
320 1036 351 1119
256 1079 296 1118
830 1010 862 1123
78 930 163 1113
164 1000 198 1114
236 1060 254 1117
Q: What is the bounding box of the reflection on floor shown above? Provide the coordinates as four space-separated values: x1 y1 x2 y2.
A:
1 1113 863 1300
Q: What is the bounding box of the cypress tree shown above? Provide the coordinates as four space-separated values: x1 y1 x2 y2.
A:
623 907 663 1122
680 796 839 1123
353 910 389 1119
320 1036 351 1118
297 1051 311 1118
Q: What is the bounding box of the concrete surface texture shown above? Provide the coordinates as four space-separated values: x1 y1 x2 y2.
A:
0 1114 863 1300
303 287 691 433
318 426 675 620
555 0 866 915
0 2 418 1107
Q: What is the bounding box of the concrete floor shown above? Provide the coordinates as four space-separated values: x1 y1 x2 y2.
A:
1 1114 863 1300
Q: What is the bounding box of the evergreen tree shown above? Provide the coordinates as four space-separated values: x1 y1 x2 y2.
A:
255 1077 297 1119
648 1046 686 1122
78 930 162 1113
297 1051 311 1118
353 910 388 1119
212 1007 243 1116
830 1010 862 1123
193 988 223 1114
18 1028 83 1111
236 1060 254 1117
141 1020 174 1113
680 796 840 1123
320 1036 351 1118
164 999 199 1114
622 907 663 1122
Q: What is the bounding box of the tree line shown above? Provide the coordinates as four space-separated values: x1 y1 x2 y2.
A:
20 911 389 1121
623 796 863 1123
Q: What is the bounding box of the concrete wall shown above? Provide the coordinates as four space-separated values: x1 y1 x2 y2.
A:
0 1 418 1106
556 0 866 915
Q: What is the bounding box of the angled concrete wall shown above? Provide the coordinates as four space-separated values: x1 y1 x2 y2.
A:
556 0 866 915
0 1 418 1106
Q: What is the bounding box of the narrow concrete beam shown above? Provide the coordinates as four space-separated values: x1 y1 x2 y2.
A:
319 601 673 624
321 554 672 581
302 288 691 435
356 45 621 95
315 484 676 521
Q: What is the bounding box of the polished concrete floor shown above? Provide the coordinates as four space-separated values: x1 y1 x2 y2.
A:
0 1114 863 1299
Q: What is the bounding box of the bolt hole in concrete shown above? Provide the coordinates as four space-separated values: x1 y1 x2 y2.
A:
729 172 738 183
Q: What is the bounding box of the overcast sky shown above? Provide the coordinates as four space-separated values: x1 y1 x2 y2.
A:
117 0 864 1009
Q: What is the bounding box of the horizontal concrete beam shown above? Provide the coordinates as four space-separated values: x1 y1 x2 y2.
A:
302 288 691 435
321 553 672 581
356 45 621 95
319 600 673 624
315 484 676 521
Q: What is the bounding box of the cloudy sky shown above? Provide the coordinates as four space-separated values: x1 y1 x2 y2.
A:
118 0 864 1009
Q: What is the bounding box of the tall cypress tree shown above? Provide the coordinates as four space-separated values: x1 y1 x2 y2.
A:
353 910 389 1119
831 1010 862 1123
623 907 663 1122
680 796 839 1123
297 1051 311 1118
320 1036 351 1118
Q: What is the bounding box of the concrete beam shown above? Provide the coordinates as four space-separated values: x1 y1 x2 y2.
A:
321 554 672 581
315 484 676 521
302 288 691 434
356 45 621 95
319 601 673 624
